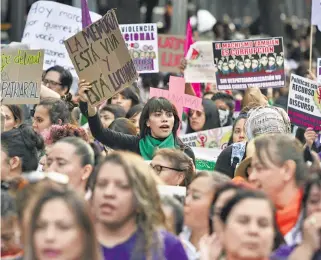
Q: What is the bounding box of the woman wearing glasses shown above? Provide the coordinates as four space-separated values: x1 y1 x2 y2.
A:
186 99 221 134
151 148 195 187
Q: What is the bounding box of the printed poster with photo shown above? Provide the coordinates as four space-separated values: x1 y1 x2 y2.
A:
119 23 159 73
287 74 321 130
184 41 217 83
213 37 285 90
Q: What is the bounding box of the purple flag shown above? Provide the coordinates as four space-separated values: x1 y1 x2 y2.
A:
81 0 92 28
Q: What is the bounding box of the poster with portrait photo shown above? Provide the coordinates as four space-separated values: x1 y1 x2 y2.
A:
120 23 159 74
212 37 285 90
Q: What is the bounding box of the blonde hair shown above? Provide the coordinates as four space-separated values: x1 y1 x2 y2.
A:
154 148 196 186
92 151 166 259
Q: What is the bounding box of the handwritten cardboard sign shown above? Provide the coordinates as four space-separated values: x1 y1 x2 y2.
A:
65 10 138 107
185 41 217 83
1 49 44 104
120 23 159 73
287 74 321 130
158 34 185 73
22 1 101 77
149 76 202 121
213 37 285 90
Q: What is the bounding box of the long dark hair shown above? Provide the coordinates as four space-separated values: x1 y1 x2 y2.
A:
227 114 247 145
139 97 180 138
24 186 101 260
186 99 220 134
3 105 23 125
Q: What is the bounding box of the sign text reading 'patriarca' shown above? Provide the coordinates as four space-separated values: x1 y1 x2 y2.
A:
65 10 137 106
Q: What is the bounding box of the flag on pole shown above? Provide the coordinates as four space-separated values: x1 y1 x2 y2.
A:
81 0 92 28
80 0 92 126
184 19 201 98
311 0 321 31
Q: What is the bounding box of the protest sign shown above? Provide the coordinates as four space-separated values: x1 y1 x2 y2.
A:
180 126 232 148
119 23 159 73
1 49 44 104
21 1 101 77
317 58 321 84
157 185 186 197
65 10 138 107
149 76 202 121
213 37 285 90
192 147 219 171
158 34 185 73
287 74 321 130
184 41 217 83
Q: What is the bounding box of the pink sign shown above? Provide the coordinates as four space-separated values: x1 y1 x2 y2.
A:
149 76 203 121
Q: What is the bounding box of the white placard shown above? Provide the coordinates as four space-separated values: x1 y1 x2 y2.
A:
21 1 101 77
119 23 159 73
184 41 217 83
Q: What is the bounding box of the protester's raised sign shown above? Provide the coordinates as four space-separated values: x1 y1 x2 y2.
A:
149 76 202 122
158 34 185 73
1 49 44 104
184 41 217 83
65 10 138 107
180 126 232 148
287 74 321 130
119 23 159 73
22 1 101 77
213 37 285 90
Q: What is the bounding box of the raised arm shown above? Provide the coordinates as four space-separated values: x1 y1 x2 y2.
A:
78 80 139 152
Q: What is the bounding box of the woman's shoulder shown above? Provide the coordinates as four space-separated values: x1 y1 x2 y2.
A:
159 230 188 259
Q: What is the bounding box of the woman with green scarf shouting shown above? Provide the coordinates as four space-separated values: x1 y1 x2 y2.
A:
78 80 195 162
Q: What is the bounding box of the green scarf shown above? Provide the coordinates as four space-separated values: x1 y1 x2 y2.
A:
139 134 176 160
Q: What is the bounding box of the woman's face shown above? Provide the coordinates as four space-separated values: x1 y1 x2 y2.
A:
100 110 115 129
260 56 268 66
249 153 286 204
222 62 229 71
146 110 175 139
212 189 237 234
244 59 251 69
184 177 214 229
268 57 276 67
228 60 236 70
130 112 141 134
33 105 52 134
276 56 284 66
306 184 321 217
92 162 135 227
34 198 83 260
1 106 19 132
111 93 133 113
251 59 259 69
43 71 66 96
237 61 244 71
189 108 206 132
46 142 89 190
222 198 274 260
1 216 22 257
151 155 184 186
233 118 246 143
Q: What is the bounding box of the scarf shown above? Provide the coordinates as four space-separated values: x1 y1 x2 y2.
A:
276 189 302 236
139 134 176 160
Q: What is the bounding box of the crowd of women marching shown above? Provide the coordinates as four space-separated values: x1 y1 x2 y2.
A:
1 9 321 260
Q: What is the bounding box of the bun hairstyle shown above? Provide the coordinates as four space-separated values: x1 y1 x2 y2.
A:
1 124 44 172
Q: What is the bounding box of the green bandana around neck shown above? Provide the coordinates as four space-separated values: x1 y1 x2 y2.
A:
139 134 176 160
